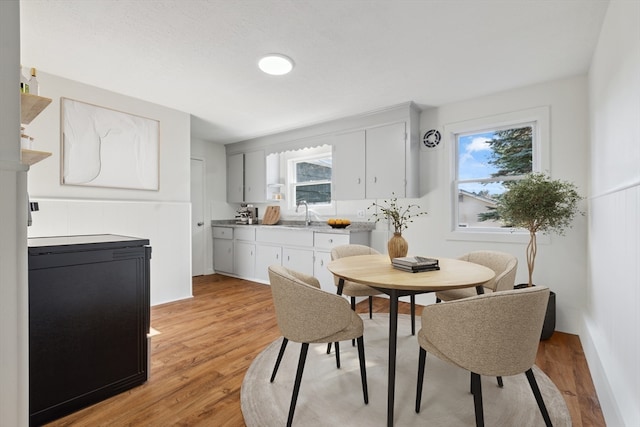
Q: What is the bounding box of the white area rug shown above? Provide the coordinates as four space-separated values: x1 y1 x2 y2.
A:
241 314 571 426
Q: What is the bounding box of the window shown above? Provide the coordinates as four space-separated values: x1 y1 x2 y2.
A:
288 152 332 206
445 107 549 239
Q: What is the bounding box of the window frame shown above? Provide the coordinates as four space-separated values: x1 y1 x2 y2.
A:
443 106 550 243
286 151 334 212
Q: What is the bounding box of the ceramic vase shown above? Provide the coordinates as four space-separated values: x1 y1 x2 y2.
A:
387 232 408 261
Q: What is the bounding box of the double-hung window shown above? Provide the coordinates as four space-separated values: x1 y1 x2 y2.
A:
288 152 332 206
445 107 549 239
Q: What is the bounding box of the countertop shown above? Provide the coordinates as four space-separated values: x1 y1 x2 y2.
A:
211 220 375 234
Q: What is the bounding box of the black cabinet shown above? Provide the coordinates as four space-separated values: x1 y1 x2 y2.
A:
28 235 151 426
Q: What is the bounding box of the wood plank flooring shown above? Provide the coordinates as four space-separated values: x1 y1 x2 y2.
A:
47 274 605 426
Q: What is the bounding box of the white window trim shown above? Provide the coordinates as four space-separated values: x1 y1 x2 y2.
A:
443 106 551 243
286 151 336 215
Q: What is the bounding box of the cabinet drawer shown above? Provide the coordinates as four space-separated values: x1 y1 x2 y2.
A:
234 227 256 241
314 233 350 250
213 227 234 239
256 228 314 247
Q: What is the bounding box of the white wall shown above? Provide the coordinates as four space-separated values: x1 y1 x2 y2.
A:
25 72 193 306
191 136 236 274
585 1 640 425
410 75 589 332
0 2 29 424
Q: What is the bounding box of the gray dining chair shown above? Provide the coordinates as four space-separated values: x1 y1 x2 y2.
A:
268 265 368 427
415 286 553 427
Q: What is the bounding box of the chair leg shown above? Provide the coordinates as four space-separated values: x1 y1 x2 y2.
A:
436 297 441 303
326 342 332 354
368 295 373 319
287 343 309 427
471 372 484 427
410 295 416 335
525 368 553 427
356 336 369 404
351 297 356 346
497 376 503 387
416 347 427 413
270 337 288 383
334 341 341 369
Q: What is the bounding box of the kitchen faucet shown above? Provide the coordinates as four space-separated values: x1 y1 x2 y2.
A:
296 200 311 226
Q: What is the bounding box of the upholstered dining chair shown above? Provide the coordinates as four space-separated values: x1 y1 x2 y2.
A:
435 250 518 302
327 244 417 355
415 287 553 427
268 265 368 427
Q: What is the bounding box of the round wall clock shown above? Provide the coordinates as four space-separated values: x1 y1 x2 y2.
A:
423 129 441 148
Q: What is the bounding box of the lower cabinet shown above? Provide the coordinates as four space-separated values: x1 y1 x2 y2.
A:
282 247 314 276
28 235 151 426
314 251 335 293
234 241 255 278
213 227 234 273
256 244 282 282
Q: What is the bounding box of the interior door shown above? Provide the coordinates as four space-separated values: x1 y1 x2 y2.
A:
191 158 205 276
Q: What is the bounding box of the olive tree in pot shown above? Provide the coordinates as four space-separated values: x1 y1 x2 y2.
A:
495 172 583 339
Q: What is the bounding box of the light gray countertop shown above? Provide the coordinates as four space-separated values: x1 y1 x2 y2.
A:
211 219 375 234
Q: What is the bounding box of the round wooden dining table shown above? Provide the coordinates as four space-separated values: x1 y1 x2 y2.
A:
327 254 495 427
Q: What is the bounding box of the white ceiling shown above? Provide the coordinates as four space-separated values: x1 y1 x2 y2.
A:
20 0 609 145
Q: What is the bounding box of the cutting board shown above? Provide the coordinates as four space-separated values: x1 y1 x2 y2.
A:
262 205 280 225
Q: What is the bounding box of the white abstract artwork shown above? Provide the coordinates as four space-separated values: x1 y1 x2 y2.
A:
62 98 159 190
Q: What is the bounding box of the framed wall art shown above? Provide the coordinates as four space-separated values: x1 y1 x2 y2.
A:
61 98 160 190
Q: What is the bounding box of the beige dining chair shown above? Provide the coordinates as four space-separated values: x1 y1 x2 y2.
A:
435 250 517 302
268 265 368 427
327 244 417 355
415 286 553 427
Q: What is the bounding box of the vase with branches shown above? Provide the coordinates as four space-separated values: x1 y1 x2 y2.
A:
368 194 427 259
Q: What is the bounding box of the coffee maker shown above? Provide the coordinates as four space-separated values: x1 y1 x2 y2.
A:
235 203 258 225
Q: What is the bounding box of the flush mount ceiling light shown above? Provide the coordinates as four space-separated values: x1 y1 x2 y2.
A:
258 54 294 75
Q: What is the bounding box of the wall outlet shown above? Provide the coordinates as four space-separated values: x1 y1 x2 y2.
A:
357 209 365 218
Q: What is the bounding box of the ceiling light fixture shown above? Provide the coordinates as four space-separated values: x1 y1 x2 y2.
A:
258 54 294 76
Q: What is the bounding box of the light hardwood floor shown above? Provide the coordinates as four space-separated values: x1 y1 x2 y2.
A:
47 274 605 426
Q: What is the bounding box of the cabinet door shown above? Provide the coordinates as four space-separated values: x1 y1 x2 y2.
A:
282 247 314 276
255 244 282 283
333 130 365 200
234 241 255 278
314 251 336 293
213 239 234 273
366 122 407 199
244 150 266 203
227 153 244 203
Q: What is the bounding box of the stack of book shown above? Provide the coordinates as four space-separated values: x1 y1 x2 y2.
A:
392 256 440 273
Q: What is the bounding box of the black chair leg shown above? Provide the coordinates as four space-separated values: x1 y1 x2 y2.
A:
436 297 441 303
351 297 356 346
287 343 309 427
410 295 416 335
368 295 373 319
525 368 553 427
356 336 369 404
471 372 484 427
416 347 427 413
334 341 341 368
497 376 503 387
326 342 332 354
270 337 288 382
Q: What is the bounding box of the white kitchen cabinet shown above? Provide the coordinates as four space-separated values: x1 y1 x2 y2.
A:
314 251 335 293
255 244 282 282
333 130 365 200
234 241 255 278
226 150 266 203
282 247 314 276
365 122 407 199
213 227 234 273
227 153 244 203
244 150 266 203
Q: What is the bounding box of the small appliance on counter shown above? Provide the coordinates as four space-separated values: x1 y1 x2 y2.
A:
235 203 258 224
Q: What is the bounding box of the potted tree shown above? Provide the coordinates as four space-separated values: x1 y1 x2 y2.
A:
495 172 583 339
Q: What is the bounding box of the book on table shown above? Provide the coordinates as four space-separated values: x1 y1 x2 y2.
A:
392 256 440 273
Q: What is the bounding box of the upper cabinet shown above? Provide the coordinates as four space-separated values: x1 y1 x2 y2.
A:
365 122 408 199
226 150 266 203
333 130 365 200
